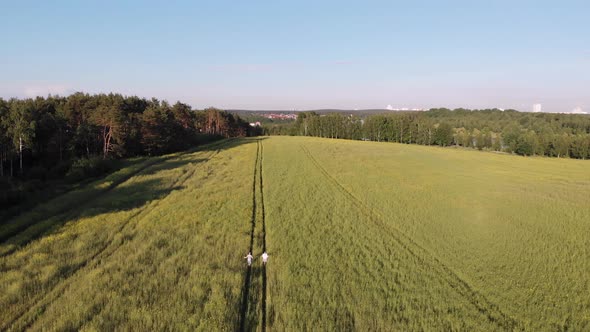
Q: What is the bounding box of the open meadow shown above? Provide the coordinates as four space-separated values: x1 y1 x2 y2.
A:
1 139 258 331
263 136 590 331
1 136 589 331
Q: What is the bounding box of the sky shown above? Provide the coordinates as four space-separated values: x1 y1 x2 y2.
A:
0 0 589 112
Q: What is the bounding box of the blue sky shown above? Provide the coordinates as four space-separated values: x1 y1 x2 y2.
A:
0 1 588 112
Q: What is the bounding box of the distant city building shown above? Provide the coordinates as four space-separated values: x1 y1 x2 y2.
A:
533 103 542 113
385 106 426 111
262 113 298 120
570 106 588 114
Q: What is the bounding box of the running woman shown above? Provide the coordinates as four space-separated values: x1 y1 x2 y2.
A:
244 252 254 266
261 252 269 265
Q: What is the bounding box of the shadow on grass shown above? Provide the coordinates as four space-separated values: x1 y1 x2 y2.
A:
76 178 186 219
239 264 266 332
0 137 266 256
0 177 182 258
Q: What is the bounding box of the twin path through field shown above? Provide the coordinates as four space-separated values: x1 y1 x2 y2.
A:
4 138 530 329
5 138 268 331
239 139 268 332
243 141 519 331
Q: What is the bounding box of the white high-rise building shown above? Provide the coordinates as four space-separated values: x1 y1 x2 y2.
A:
533 103 542 113
570 106 587 114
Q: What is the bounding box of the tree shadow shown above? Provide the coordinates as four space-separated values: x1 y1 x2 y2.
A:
1 177 182 257
0 137 266 256
239 264 265 332
76 178 186 219
138 158 207 176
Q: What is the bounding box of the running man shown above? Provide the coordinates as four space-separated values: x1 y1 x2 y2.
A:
261 252 269 265
244 252 254 266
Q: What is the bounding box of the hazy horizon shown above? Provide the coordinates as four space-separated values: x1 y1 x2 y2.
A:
1 1 588 113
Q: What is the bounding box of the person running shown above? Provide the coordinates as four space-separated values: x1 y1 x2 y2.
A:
244 252 254 266
261 252 269 265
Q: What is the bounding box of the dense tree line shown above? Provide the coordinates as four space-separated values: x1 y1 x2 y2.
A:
0 93 253 209
284 108 590 159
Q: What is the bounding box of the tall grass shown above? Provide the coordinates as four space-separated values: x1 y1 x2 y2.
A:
263 136 590 331
2 136 588 330
1 139 257 330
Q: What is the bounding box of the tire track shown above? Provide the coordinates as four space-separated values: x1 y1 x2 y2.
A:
239 139 268 332
238 139 259 332
259 140 268 331
299 144 521 331
4 146 225 331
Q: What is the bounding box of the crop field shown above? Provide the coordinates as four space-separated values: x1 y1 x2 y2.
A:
263 137 589 331
1 139 257 331
1 136 589 331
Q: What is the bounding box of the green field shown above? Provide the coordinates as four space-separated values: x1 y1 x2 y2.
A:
1 136 589 331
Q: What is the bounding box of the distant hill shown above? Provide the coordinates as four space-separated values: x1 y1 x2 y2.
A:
230 108 396 114
228 108 423 119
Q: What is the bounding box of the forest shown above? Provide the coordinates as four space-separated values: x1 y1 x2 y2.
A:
0 93 255 210
265 108 590 159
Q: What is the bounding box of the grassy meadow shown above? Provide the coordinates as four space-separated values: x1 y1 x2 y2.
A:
263 136 590 331
1 136 589 330
1 139 258 331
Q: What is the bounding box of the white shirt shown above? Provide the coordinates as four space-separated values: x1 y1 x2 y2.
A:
261 253 268 261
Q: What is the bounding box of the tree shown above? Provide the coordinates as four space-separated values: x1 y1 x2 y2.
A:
472 128 483 150
64 92 99 158
51 101 72 162
502 124 521 153
171 102 195 130
0 98 10 176
552 134 571 158
92 94 127 158
454 128 469 147
141 104 169 155
3 100 36 174
570 135 589 159
433 122 453 146
515 131 539 156
294 112 315 136
491 132 502 151
268 107 590 159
